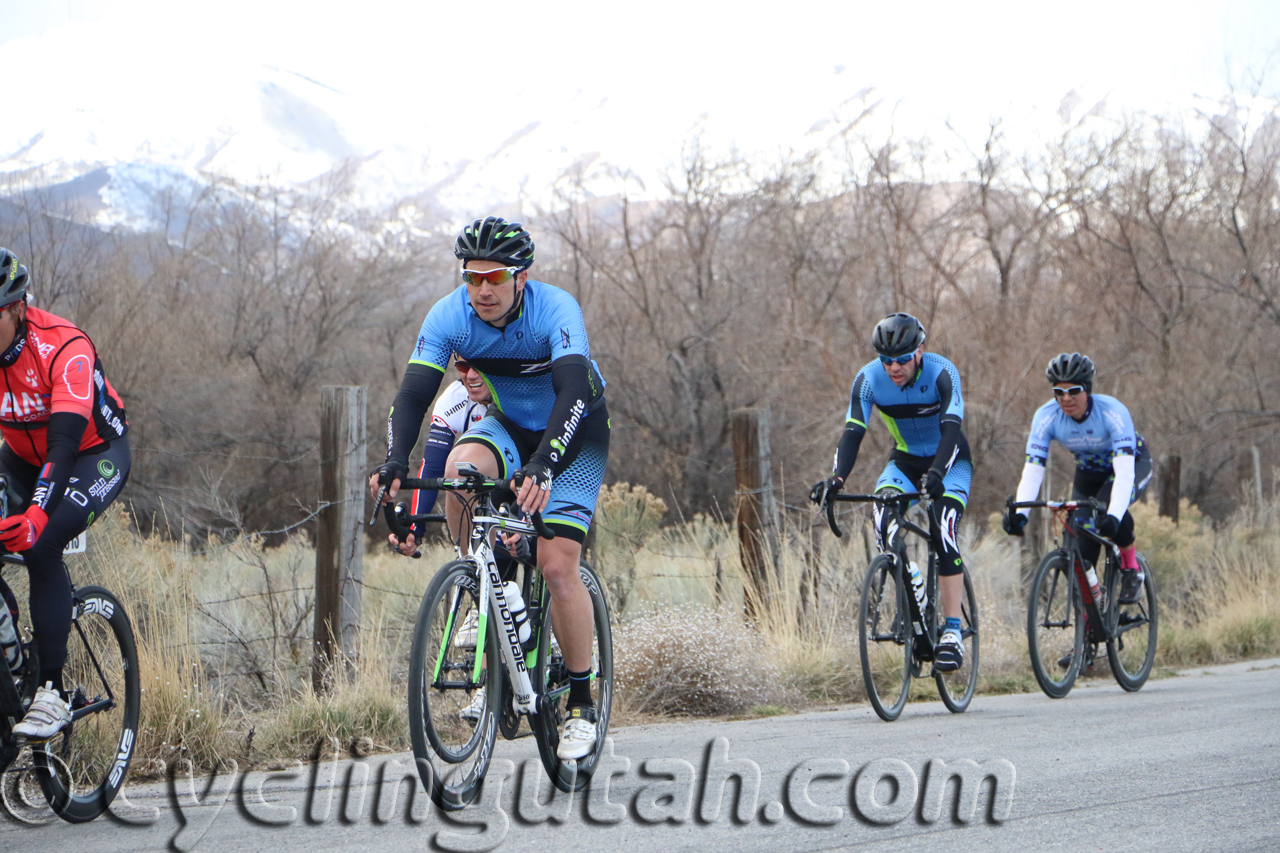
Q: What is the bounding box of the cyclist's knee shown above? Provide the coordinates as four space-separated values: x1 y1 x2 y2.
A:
1114 511 1136 548
447 442 499 478
929 495 965 576
873 489 902 551
538 538 584 596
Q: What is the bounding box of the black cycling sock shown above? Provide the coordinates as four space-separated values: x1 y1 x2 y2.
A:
566 667 594 708
38 668 64 696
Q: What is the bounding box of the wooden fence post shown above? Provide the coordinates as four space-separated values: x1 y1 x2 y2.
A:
1159 455 1181 524
732 408 779 620
313 385 367 692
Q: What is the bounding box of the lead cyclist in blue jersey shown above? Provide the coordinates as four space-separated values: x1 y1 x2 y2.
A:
371 217 608 761
1003 353 1151 606
810 313 974 672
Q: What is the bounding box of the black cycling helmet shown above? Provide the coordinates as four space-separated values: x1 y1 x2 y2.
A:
454 217 535 269
871 312 926 357
0 249 30 309
1046 353 1095 390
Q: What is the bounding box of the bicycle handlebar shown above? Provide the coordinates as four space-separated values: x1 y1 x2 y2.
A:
1006 497 1102 512
822 491 927 538
379 475 557 541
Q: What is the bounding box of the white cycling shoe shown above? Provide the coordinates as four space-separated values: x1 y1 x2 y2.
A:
459 690 486 724
453 611 479 650
13 682 71 741
557 706 598 760
934 629 965 673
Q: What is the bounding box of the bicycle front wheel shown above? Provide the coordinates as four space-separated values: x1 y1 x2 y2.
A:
1026 551 1083 699
532 561 612 793
1106 554 1158 691
33 585 140 824
935 566 979 713
859 554 911 722
407 560 498 811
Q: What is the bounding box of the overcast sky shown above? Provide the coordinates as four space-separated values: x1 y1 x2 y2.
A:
2 1 1279 205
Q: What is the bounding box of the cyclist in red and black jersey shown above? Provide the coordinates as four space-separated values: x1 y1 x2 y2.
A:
0 249 130 740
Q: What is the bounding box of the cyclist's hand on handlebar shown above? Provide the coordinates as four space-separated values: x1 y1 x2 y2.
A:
809 476 843 506
1097 514 1121 540
513 460 553 516
388 529 420 557
1002 504 1027 537
921 469 945 501
370 461 408 502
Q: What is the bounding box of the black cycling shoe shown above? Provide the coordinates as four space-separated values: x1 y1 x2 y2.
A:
1119 568 1145 605
934 633 964 673
1058 643 1096 673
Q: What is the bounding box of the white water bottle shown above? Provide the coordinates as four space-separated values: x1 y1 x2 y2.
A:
1084 565 1104 608
907 561 928 612
502 581 531 646
0 603 22 675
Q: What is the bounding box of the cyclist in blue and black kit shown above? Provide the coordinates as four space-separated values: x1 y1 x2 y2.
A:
370 217 608 761
810 313 973 672
1003 353 1151 607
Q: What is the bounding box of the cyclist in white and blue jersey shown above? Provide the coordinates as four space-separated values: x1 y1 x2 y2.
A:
1003 353 1151 605
810 313 973 672
370 217 608 760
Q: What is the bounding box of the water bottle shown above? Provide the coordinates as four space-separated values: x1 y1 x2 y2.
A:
906 561 928 613
501 581 531 646
0 600 22 676
1083 564 1104 609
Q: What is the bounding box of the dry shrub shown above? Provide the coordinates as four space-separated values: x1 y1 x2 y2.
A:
615 604 794 716
593 482 667 616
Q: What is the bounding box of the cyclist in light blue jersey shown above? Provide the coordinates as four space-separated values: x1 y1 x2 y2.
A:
370 217 608 760
810 312 973 672
1003 353 1152 605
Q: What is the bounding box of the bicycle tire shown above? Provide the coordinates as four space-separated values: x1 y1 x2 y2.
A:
859 554 911 722
531 561 612 793
407 560 498 811
1026 551 1083 699
1105 553 1158 691
935 565 979 713
32 585 140 824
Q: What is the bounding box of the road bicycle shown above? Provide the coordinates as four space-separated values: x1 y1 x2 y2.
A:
822 491 979 721
1010 497 1158 697
382 463 612 810
0 497 140 823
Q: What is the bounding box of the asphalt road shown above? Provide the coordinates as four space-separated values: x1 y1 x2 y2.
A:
4 658 1278 852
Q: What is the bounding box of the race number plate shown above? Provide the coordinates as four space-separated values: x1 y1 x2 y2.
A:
63 532 87 555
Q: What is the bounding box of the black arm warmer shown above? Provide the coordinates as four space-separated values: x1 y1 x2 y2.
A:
32 412 89 516
931 417 963 476
531 358 594 477
386 363 444 466
833 422 867 483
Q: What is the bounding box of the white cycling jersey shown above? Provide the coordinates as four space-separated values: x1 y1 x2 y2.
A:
429 380 489 440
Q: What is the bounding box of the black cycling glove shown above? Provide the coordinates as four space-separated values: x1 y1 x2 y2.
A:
1097 515 1121 540
1002 507 1027 537
809 476 843 506
374 461 409 489
515 460 553 495
922 469 945 500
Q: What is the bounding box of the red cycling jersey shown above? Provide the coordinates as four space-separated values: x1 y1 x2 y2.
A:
0 306 128 466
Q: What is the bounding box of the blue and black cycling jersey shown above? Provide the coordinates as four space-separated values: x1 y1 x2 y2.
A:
386 280 606 476
833 352 970 482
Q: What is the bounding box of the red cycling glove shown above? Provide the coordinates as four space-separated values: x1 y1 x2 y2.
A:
0 507 48 552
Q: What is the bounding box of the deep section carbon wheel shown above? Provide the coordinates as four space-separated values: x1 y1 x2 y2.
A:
33 585 140 823
935 565 979 713
407 560 498 811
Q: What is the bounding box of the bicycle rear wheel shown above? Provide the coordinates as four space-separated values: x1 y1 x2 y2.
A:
935 566 979 713
1027 551 1083 699
1106 554 1158 691
33 585 140 824
532 562 612 793
859 554 911 722
407 560 498 811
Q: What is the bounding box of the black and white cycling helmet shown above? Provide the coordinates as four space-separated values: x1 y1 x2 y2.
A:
454 217 535 269
0 249 30 309
871 312 926 357
1046 353 1095 389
